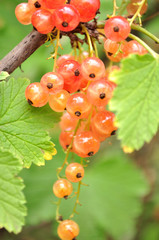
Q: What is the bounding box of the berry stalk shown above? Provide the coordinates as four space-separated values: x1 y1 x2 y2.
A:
57 119 82 179
129 33 159 58
131 23 159 44
82 24 94 57
129 0 146 25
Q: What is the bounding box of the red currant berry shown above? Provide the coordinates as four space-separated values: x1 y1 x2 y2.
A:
81 57 105 81
86 79 115 107
57 54 75 68
57 220 79 240
123 40 147 57
66 93 92 119
70 0 100 22
52 5 80 32
104 16 131 42
59 131 73 150
63 80 81 94
43 0 66 9
65 163 84 182
28 0 46 11
15 3 32 25
31 9 54 34
127 0 148 16
40 72 64 94
53 179 73 199
104 39 126 62
60 112 78 131
73 131 100 158
25 82 49 107
91 110 117 141
79 76 89 90
49 90 70 112
58 60 81 85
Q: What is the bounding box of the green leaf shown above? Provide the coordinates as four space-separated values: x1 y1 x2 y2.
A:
22 132 149 239
109 54 159 151
0 71 9 80
0 149 26 234
76 152 149 239
0 77 61 168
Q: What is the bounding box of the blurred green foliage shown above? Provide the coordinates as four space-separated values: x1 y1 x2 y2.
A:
1 0 159 240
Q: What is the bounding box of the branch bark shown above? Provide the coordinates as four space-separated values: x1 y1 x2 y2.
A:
0 29 47 74
0 21 102 75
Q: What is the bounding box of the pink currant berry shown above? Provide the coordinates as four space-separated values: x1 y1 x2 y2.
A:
104 16 131 42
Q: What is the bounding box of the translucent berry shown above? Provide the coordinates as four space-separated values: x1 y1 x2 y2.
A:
70 0 100 22
40 72 64 94
80 51 89 62
43 0 66 9
80 76 89 90
52 5 80 32
58 60 81 85
127 0 148 16
49 90 70 112
57 54 75 67
73 131 100 158
15 3 32 25
81 57 105 81
31 9 54 34
104 16 131 42
66 93 92 119
28 0 46 11
58 220 79 240
53 179 73 199
91 110 117 141
60 112 78 132
25 82 49 107
63 81 81 94
87 79 115 107
59 131 73 150
65 163 84 182
104 39 126 62
123 40 148 57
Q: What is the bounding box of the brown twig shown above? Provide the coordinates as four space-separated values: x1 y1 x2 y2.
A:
0 29 47 74
0 21 102 75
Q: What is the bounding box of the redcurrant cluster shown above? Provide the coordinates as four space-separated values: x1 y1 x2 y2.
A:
15 0 100 33
16 0 149 239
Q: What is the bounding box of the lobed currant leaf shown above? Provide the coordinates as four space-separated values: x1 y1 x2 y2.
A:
0 77 61 168
109 54 159 151
0 149 26 234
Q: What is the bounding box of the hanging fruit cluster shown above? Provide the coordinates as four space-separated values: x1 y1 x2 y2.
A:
15 0 148 239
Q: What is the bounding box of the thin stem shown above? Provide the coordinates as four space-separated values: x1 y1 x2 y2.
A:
56 199 62 222
118 0 130 15
129 0 146 25
131 23 159 44
53 29 60 72
77 41 83 63
113 42 123 57
113 0 118 16
129 33 158 58
85 107 94 131
70 181 82 218
73 43 78 61
57 120 82 178
92 38 99 58
82 24 94 57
